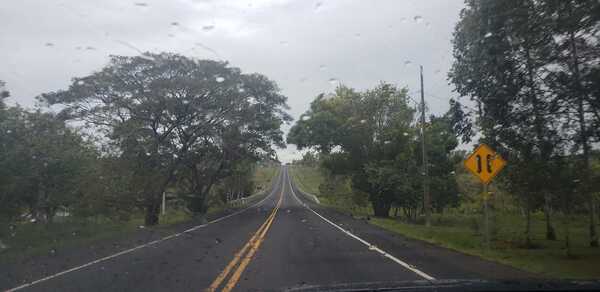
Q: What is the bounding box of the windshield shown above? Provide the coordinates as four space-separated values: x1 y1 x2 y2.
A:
1 1 600 291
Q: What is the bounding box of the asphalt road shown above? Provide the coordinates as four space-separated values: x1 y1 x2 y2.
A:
2 166 532 292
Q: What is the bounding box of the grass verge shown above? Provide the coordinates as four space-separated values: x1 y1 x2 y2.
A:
0 210 191 262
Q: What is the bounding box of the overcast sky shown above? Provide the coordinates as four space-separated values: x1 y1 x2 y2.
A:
0 0 465 162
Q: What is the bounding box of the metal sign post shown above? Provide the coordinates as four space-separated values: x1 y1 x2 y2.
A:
464 144 506 250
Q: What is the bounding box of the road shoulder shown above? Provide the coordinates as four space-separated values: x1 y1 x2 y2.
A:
289 176 538 280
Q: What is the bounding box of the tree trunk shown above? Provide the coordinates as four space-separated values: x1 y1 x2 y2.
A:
564 209 572 258
372 200 391 218
145 198 161 226
44 207 54 224
544 194 556 240
590 201 599 247
525 205 532 248
568 28 598 248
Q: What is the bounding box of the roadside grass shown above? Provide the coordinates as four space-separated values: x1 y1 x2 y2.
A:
289 165 323 196
0 165 280 263
253 165 279 194
291 165 600 279
290 165 372 217
0 209 190 262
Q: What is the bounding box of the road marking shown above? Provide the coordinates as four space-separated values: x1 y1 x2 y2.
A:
207 199 278 291
222 193 282 292
4 169 284 292
285 168 436 281
208 189 283 292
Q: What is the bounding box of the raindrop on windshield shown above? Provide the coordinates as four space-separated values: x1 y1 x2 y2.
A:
168 33 175 38
6 129 12 134
85 46 95 50
315 1 323 9
202 25 215 31
404 60 412 66
354 33 361 38
215 76 225 83
134 2 148 7
238 88 245 93
328 78 338 85
319 64 327 71
171 22 179 26
413 15 423 23
484 32 493 38
434 69 441 74
45 42 54 47
280 41 289 46
301 115 310 121
400 17 407 23
299 77 308 82
75 46 82 50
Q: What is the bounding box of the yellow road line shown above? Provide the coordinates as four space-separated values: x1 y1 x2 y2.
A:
206 212 274 291
221 194 282 292
206 190 283 292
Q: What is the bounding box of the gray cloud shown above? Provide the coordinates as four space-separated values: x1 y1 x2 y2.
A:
0 0 464 162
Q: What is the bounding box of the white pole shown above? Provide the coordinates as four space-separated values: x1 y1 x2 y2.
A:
161 192 166 215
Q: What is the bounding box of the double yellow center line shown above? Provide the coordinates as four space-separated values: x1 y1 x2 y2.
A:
207 189 283 292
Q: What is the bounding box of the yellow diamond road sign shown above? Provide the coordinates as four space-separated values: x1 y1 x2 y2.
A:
464 144 507 185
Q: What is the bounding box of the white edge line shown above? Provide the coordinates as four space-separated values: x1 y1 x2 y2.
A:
4 168 284 292
285 168 436 281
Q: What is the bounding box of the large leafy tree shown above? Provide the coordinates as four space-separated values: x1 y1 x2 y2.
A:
542 0 600 246
289 84 459 217
0 107 95 223
40 53 290 225
450 0 600 245
289 84 412 216
425 115 460 212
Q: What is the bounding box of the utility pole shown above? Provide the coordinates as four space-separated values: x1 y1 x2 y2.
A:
161 191 166 216
420 65 431 227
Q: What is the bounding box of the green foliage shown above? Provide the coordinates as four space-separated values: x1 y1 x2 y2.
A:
450 0 600 246
39 53 290 225
288 83 459 217
0 108 95 223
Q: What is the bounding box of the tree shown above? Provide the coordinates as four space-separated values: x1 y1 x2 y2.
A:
289 83 416 217
424 115 460 212
449 0 600 244
40 53 290 225
0 108 95 223
541 0 600 247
